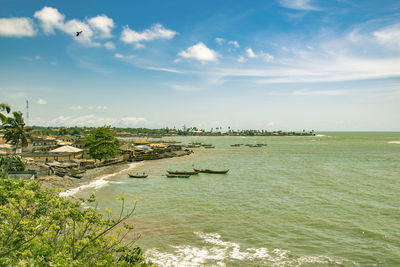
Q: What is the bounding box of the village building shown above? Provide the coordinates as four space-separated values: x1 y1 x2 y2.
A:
21 145 83 162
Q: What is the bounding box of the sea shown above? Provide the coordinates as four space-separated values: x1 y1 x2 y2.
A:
72 132 400 266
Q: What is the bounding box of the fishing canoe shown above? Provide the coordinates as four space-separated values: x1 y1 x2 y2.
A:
167 170 199 175
128 173 148 178
193 168 229 174
166 174 191 178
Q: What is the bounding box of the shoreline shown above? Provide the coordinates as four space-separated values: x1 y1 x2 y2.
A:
40 150 198 197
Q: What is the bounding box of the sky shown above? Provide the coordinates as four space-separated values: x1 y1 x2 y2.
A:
0 0 399 131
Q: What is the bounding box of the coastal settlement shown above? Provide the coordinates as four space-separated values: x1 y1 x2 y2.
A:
0 131 192 180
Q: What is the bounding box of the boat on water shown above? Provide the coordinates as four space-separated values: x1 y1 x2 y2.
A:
193 168 229 174
167 170 199 175
128 173 148 178
166 174 191 178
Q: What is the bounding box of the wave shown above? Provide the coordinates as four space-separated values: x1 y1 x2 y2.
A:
145 232 354 266
388 141 400 144
59 162 143 197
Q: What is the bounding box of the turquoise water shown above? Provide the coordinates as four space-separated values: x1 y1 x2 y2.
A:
76 133 400 266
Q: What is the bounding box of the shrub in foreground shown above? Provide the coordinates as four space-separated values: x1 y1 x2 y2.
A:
0 178 154 266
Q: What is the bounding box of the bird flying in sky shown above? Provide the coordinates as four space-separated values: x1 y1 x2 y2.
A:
76 31 83 36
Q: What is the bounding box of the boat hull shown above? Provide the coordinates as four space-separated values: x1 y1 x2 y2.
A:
166 174 191 178
167 170 199 175
193 169 229 174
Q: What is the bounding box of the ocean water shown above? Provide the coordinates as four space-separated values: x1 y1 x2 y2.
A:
74 133 400 266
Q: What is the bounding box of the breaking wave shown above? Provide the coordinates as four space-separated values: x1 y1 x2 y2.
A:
59 162 143 197
145 232 354 266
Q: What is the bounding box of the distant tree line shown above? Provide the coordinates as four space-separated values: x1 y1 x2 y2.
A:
28 126 315 137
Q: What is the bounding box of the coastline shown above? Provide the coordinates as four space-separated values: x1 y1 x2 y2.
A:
40 150 198 197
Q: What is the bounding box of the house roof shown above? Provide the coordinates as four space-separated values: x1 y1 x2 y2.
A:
50 145 83 153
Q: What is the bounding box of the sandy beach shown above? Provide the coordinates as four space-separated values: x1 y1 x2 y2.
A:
39 150 199 197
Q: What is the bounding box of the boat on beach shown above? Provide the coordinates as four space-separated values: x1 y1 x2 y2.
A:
193 168 229 174
167 170 199 175
166 174 191 178
128 173 148 178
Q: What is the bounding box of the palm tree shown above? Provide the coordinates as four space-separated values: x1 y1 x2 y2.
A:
2 111 32 175
0 103 10 123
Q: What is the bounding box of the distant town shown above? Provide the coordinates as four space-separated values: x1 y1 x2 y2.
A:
28 126 316 138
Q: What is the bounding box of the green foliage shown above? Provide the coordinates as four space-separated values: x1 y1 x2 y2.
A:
0 156 26 177
2 111 32 148
0 178 154 266
84 126 120 161
0 103 10 124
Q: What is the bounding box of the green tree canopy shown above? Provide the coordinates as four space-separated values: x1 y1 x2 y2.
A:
0 103 10 123
0 178 153 266
84 126 120 161
2 111 32 176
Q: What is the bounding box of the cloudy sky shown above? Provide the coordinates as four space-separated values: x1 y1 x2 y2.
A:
0 0 399 131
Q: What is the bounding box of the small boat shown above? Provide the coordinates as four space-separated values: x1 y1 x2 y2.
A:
167 170 199 175
128 173 148 178
166 174 191 178
69 169 86 179
193 168 229 174
70 173 84 179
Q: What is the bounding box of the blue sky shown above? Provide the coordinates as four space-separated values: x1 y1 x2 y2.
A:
1 0 399 131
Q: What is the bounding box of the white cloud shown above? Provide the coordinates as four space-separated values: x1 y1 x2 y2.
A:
292 90 346 96
215 56 400 83
50 61 56 65
134 43 146 49
104 41 115 50
216 38 225 45
21 55 42 61
143 66 183 73
114 53 135 59
245 48 274 62
263 53 274 62
373 23 400 50
87 15 114 38
169 84 202 92
237 56 248 63
34 6 99 47
0 17 36 37
246 48 257 58
120 23 177 45
88 105 109 110
69 105 83 110
34 114 146 127
34 6 65 34
178 42 218 63
228 40 240 48
278 0 320 11
36 99 47 104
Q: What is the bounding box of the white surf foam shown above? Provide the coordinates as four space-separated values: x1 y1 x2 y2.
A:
145 232 354 267
59 162 143 197
388 141 400 144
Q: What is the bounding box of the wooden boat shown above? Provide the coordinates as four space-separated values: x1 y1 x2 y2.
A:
70 173 84 179
69 169 86 179
128 173 148 178
167 170 199 175
166 174 190 178
193 168 229 174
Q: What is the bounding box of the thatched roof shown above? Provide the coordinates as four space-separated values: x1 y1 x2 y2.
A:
50 145 83 153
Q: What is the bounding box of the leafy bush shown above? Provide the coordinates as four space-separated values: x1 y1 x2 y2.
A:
0 178 154 266
0 156 26 177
